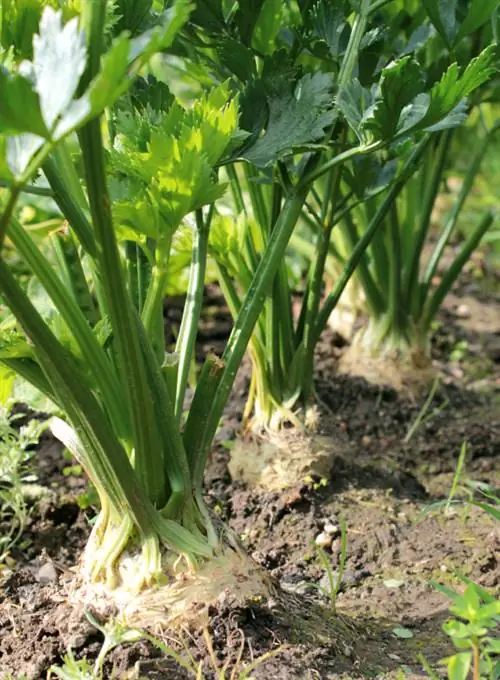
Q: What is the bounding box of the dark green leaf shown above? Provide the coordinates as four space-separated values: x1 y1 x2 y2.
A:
115 0 152 34
368 57 425 139
0 70 48 137
422 0 459 48
336 79 375 142
241 72 335 167
217 39 256 81
457 0 500 41
420 47 496 129
234 0 266 45
310 0 351 58
190 0 225 34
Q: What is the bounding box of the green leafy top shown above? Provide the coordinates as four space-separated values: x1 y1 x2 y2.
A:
337 46 497 144
109 82 239 241
239 71 335 167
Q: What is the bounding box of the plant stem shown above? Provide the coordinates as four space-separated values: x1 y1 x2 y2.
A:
43 156 97 257
404 130 453 318
193 186 311 480
0 185 20 251
386 201 403 337
78 0 169 505
8 217 129 440
422 122 500 293
338 0 371 88
301 163 343 401
421 211 493 332
141 236 171 360
0 258 155 532
298 141 383 191
314 137 431 343
0 180 53 197
175 209 210 422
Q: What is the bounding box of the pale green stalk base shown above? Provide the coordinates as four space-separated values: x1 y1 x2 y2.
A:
326 276 366 341
229 405 346 491
70 513 272 629
338 318 435 395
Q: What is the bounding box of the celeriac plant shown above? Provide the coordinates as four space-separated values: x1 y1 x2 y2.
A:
186 0 496 487
311 0 500 390
0 0 306 619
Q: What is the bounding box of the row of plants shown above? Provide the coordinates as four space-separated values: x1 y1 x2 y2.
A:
0 0 498 630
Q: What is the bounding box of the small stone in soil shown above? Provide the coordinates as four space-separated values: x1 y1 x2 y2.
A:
315 532 332 549
323 523 340 537
36 561 58 584
455 303 470 318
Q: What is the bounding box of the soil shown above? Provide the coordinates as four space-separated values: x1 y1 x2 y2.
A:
0 273 499 680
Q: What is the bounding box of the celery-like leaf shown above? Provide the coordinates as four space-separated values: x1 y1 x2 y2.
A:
241 72 335 167
368 57 425 139
457 0 500 41
338 47 496 143
309 0 351 58
336 79 375 143
0 70 48 136
420 47 497 129
422 0 459 48
29 8 86 131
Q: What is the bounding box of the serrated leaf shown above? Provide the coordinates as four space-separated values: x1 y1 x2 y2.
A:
457 0 500 42
368 57 425 139
420 47 496 129
2 2 190 180
242 72 335 167
0 69 48 137
422 0 459 49
423 100 467 132
30 7 86 131
217 39 256 82
309 0 350 58
110 83 236 238
252 0 283 55
336 79 375 143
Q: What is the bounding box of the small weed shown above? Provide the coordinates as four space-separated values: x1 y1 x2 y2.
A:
0 407 46 562
316 515 348 612
404 377 449 443
423 451 500 680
